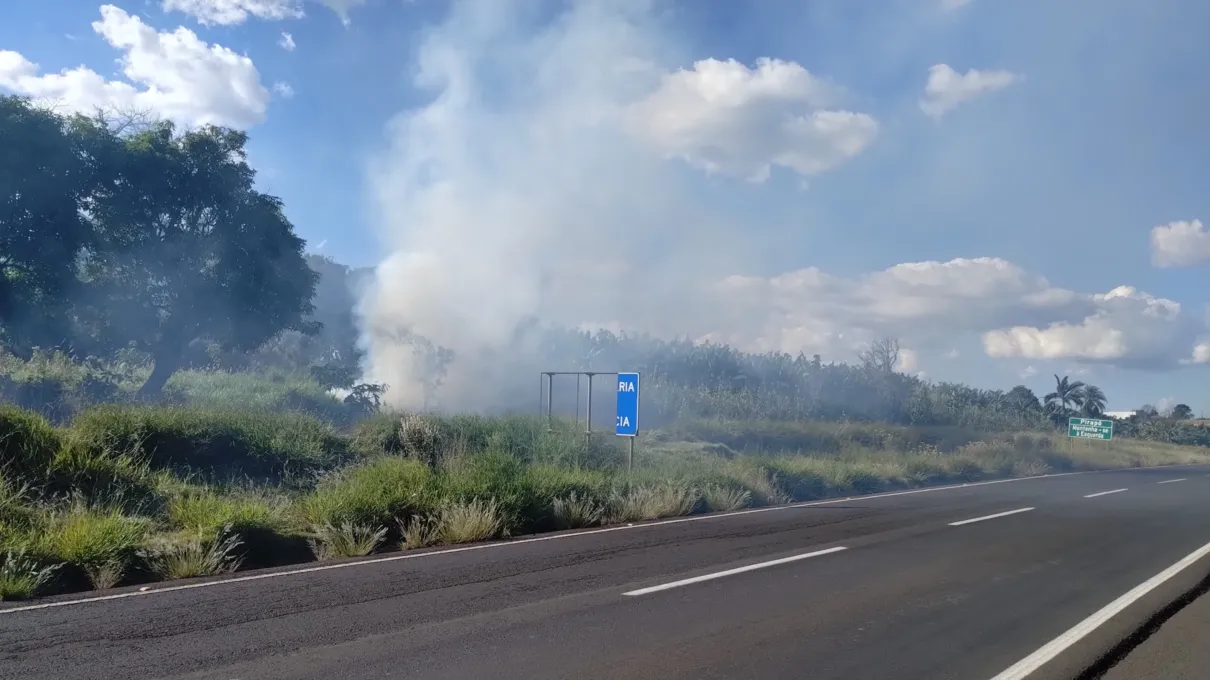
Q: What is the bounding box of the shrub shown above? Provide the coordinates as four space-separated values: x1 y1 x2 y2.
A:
551 492 605 529
308 522 387 559
48 440 159 511
0 404 62 483
701 485 752 512
608 482 698 522
439 452 554 534
437 498 504 543
146 527 244 580
166 489 305 568
300 458 436 530
36 507 151 570
399 515 440 550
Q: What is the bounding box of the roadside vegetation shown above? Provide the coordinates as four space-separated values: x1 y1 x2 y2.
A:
2 393 1208 602
4 94 1209 601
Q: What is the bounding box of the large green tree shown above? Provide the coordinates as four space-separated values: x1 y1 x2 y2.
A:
83 122 318 396
0 96 114 352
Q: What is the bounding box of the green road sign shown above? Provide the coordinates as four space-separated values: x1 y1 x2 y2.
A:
1068 417 1114 441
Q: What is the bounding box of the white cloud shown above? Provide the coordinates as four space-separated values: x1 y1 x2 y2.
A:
1151 219 1210 268
943 348 960 360
982 286 1201 368
272 81 294 98
702 257 1095 359
941 0 973 9
920 63 1020 118
627 57 879 181
1019 365 1037 379
896 348 919 373
163 0 367 25
278 31 296 51
162 0 304 26
0 5 269 128
1192 343 1210 364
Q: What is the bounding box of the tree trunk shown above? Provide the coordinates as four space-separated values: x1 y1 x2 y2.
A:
137 347 182 399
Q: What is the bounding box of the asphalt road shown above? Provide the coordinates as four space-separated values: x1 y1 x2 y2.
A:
2 466 1210 680
1099 573 1210 679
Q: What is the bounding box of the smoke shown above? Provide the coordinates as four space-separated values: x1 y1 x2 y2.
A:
359 0 761 411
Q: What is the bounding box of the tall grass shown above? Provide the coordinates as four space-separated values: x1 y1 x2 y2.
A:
1 397 1208 602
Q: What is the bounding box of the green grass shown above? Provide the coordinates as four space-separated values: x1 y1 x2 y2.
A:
2 396 1209 602
68 405 349 481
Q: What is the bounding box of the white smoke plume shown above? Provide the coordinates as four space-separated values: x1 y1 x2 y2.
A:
359 0 876 411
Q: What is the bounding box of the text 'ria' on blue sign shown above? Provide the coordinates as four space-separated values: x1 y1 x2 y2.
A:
615 372 639 437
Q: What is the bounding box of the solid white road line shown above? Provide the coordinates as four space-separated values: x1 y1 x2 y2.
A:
948 507 1035 526
1084 489 1128 498
1158 478 1187 484
622 547 849 597
988 539 1210 680
0 465 1200 616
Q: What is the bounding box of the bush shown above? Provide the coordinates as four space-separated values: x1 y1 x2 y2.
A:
48 441 159 511
300 458 437 530
68 405 349 480
166 489 306 568
0 404 62 483
36 507 151 568
146 528 244 580
308 522 387 559
436 498 504 543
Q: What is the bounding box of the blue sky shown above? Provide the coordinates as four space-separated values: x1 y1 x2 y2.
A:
3 0 1209 413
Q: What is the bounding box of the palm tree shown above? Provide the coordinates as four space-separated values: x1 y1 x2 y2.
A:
1079 385 1107 417
1044 374 1086 416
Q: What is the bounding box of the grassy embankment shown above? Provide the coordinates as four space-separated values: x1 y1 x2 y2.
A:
2 364 1209 602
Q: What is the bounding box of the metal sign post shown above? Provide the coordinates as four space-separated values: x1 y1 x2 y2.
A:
616 372 639 476
537 371 640 473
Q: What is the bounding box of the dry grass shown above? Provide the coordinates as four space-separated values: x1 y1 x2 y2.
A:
609 483 699 523
437 499 504 544
0 550 60 601
308 522 387 559
701 485 752 512
148 528 244 580
551 492 605 530
84 559 125 590
398 515 440 550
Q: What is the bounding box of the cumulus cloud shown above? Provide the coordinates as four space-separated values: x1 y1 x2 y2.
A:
627 57 878 181
920 63 1020 118
698 257 1110 364
982 286 1202 368
0 5 269 128
1151 219 1210 268
162 0 304 26
279 31 296 51
272 81 294 98
1192 343 1210 364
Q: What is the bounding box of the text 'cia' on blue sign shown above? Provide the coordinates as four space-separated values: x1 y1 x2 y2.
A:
615 372 639 437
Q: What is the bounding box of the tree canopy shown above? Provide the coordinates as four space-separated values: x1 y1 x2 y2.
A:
0 96 318 395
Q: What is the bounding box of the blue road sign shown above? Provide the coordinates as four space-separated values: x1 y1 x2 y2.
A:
615 372 639 437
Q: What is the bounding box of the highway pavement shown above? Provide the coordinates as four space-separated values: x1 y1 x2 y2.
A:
1099 571 1210 679
2 465 1210 680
